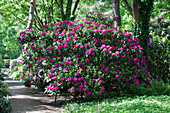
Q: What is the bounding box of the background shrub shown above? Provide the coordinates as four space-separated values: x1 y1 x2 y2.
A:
148 16 170 82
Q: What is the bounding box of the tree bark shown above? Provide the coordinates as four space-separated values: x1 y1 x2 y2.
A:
132 0 140 23
27 0 36 29
112 0 121 27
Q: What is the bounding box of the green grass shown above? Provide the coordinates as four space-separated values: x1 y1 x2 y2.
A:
63 95 170 113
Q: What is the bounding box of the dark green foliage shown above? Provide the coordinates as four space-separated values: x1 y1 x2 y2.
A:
133 0 154 56
133 80 170 96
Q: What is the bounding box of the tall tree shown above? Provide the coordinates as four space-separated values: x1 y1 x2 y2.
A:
112 0 121 27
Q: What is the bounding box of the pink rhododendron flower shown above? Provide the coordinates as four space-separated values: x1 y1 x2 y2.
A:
42 32 46 36
60 82 64 85
99 80 103 84
73 78 77 81
52 76 57 80
119 47 123 51
51 59 54 63
89 48 93 52
50 68 54 73
101 65 106 69
101 87 105 91
70 87 75 93
103 48 107 52
68 77 72 81
98 76 102 79
98 92 102 96
135 82 139 86
31 46 35 50
91 78 95 82
125 79 129 83
105 68 109 72
111 34 115 38
86 51 89 55
115 51 120 55
75 82 79 86
85 44 90 47
27 53 31 56
74 44 79 48
61 77 65 81
115 42 118 46
76 71 80 75
68 61 73 65
92 52 95 56
115 74 119 78
86 92 92 96
80 45 84 49
86 58 90 63
38 46 42 49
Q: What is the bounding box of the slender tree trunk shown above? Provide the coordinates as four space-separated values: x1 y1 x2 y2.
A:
66 0 72 20
27 0 36 29
132 0 140 23
112 0 121 27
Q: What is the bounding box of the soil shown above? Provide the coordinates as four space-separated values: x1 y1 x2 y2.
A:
2 68 72 113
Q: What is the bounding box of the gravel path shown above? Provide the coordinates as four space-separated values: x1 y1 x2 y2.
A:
2 68 72 113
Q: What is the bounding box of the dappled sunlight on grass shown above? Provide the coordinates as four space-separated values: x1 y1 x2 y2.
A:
63 95 170 113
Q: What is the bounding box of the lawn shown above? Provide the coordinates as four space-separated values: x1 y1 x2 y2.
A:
63 95 170 113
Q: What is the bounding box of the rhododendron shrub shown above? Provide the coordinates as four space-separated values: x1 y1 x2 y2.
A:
17 12 150 98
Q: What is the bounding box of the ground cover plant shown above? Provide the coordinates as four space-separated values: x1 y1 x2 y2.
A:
16 12 151 99
63 95 170 113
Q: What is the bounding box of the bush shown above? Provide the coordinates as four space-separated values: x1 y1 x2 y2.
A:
133 80 170 96
17 12 150 99
148 16 170 82
0 81 12 113
0 59 4 68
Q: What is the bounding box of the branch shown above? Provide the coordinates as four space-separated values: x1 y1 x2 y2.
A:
72 0 80 15
55 0 65 20
25 0 31 3
34 8 44 28
121 0 132 16
0 0 19 9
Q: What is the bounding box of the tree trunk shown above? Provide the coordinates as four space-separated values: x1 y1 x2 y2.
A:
66 0 72 20
132 0 140 23
27 0 36 29
112 0 121 27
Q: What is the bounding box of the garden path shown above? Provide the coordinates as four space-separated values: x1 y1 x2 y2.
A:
3 68 71 113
